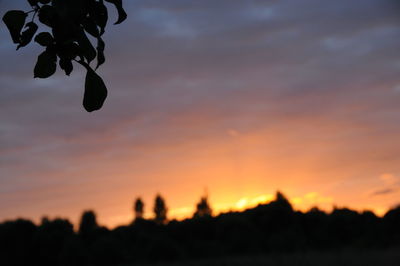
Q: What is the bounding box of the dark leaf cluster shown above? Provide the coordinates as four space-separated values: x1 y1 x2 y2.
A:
2 0 127 112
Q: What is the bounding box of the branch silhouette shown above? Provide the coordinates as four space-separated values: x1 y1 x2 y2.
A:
2 0 127 112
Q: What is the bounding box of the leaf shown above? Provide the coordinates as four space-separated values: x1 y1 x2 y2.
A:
27 0 39 7
77 29 97 64
34 49 57 78
38 5 57 27
52 0 89 23
2 10 27 44
59 58 73 76
105 0 127 24
17 22 38 50
34 32 54 46
96 37 105 69
52 22 79 44
57 42 79 60
80 62 108 112
89 1 108 35
82 17 100 38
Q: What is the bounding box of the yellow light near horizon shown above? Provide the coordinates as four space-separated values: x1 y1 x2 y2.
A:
233 194 275 211
235 198 249 209
88 189 391 229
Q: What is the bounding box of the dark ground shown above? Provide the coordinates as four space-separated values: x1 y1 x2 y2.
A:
2 192 400 266
135 248 400 266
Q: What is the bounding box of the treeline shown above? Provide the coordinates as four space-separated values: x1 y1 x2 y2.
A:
1 191 400 266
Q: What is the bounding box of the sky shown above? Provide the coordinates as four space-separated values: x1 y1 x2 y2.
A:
1 0 400 228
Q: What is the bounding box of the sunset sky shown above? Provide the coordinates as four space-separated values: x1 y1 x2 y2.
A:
1 0 400 228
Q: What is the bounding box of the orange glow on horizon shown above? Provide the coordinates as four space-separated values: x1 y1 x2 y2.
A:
1 91 399 229
95 190 392 229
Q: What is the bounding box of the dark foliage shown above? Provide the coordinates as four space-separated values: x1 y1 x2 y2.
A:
2 0 127 112
78 210 98 237
134 197 145 221
154 194 168 225
1 192 400 265
193 195 212 219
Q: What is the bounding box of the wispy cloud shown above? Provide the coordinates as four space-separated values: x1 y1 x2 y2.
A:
372 188 398 196
371 174 400 196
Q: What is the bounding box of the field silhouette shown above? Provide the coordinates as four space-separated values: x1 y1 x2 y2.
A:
1 191 399 266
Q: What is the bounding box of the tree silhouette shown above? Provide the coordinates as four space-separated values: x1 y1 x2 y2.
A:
153 194 168 225
78 210 98 236
193 195 212 218
36 217 75 266
1 191 400 265
2 0 127 112
273 191 293 212
134 197 144 220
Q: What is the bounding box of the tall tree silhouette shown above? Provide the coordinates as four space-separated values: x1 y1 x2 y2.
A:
134 197 144 220
193 195 212 218
153 194 168 225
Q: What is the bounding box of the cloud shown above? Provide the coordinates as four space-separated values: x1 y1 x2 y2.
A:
0 0 400 226
372 188 398 196
371 174 400 196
